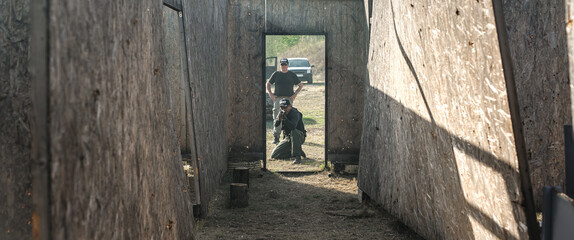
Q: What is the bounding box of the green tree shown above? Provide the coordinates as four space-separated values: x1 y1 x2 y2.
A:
266 35 302 57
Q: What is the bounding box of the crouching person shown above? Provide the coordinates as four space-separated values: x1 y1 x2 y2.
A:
270 98 307 164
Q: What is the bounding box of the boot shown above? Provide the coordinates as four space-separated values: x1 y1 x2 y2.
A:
292 156 301 164
272 136 279 144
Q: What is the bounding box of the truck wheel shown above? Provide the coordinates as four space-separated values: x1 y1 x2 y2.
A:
307 77 313 84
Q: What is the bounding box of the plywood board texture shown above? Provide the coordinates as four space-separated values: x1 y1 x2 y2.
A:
567 0 574 196
163 7 193 154
34 0 224 238
227 0 267 158
570 0 574 122
359 1 529 239
181 0 230 215
0 1 230 237
0 1 33 239
227 0 367 161
502 0 571 210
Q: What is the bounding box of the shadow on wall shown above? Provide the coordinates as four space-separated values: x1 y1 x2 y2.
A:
502 0 572 210
358 3 533 239
361 86 528 240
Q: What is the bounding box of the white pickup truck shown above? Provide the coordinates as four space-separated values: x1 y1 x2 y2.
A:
287 58 314 84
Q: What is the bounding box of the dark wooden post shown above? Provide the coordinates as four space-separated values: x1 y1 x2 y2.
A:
564 125 574 198
233 167 249 186
230 183 248 208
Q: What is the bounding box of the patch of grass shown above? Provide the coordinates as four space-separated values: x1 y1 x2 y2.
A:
195 219 205 231
249 206 262 212
274 203 301 210
301 109 324 126
286 203 300 209
273 203 286 210
302 160 316 166
302 117 317 125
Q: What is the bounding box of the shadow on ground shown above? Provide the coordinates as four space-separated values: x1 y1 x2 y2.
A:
195 169 424 240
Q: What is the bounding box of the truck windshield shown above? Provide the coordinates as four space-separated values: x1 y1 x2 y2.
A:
289 60 310 67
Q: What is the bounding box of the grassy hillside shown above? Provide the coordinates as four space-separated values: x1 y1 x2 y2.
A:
266 35 326 82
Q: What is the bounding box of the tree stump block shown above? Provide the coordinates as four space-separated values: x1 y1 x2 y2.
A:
230 183 248 208
233 167 249 186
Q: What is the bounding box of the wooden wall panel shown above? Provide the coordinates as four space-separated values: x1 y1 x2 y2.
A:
322 1 366 156
227 0 266 158
358 1 529 239
227 0 367 162
503 0 572 209
265 0 326 33
569 0 574 139
0 1 33 239
182 0 229 215
46 0 196 238
163 7 192 153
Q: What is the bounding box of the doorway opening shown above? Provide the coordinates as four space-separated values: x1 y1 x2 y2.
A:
264 34 326 172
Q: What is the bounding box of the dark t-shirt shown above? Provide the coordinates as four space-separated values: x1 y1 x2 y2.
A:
281 108 306 136
269 71 301 96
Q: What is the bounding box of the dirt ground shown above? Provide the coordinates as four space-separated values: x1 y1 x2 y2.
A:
195 169 424 240
195 63 423 239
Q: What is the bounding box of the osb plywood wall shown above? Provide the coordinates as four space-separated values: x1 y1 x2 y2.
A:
29 0 229 238
4 0 228 238
227 0 367 161
503 0 571 210
0 1 33 239
163 6 193 154
570 1 574 129
181 0 229 215
226 0 266 159
567 0 574 206
358 1 529 239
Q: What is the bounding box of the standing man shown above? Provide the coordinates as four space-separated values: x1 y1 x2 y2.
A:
267 58 303 144
271 98 306 164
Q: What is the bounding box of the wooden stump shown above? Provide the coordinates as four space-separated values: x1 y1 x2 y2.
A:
230 183 248 208
233 167 249 186
193 204 201 218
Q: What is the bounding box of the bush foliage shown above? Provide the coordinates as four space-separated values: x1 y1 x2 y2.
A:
266 35 302 57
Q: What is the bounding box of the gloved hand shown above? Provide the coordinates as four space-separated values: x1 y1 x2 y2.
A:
277 110 286 121
274 110 285 127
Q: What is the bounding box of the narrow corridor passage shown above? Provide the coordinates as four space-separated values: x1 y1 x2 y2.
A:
196 169 424 239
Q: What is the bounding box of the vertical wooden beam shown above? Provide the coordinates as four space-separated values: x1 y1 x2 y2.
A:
491 0 539 238
179 0 202 208
564 126 574 198
30 0 51 239
165 0 202 212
